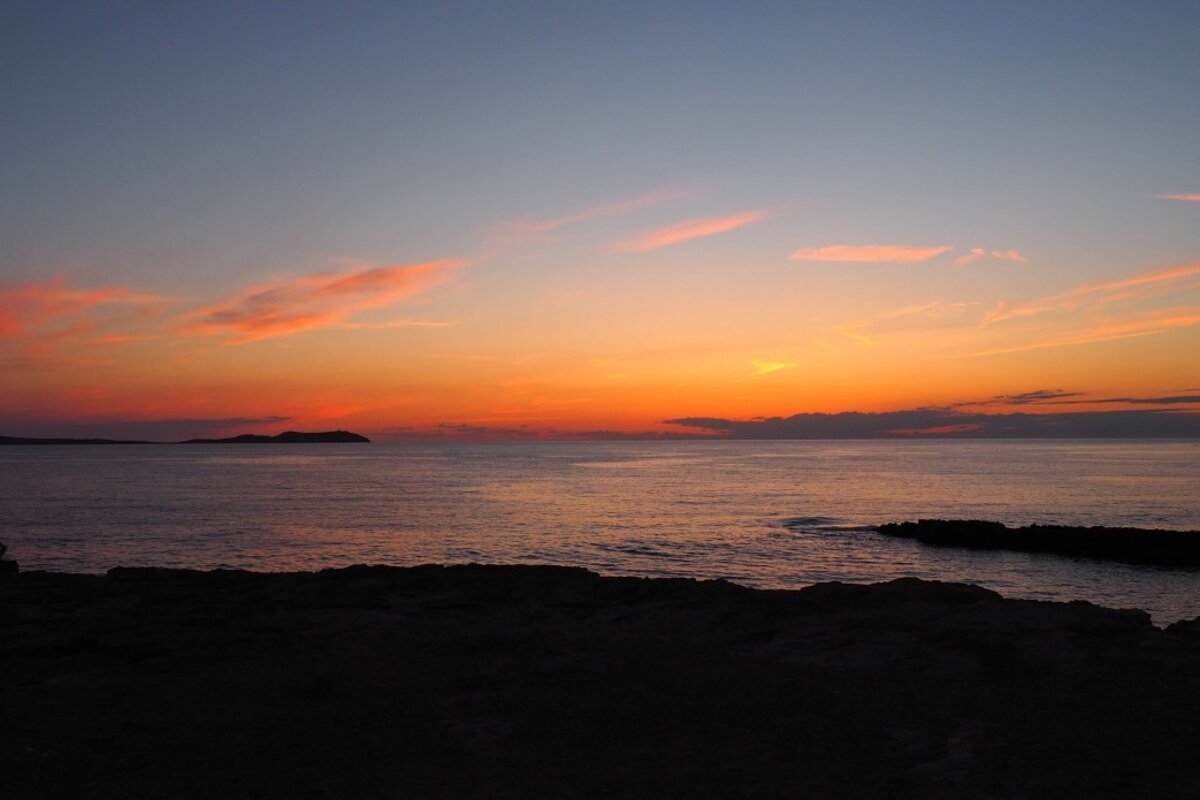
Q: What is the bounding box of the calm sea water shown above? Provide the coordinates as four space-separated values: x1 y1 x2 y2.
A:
2 440 1199 622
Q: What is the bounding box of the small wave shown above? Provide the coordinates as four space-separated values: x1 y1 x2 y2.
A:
595 542 670 557
781 516 842 529
780 516 876 534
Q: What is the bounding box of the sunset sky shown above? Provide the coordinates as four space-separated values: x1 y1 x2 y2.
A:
3 2 1199 440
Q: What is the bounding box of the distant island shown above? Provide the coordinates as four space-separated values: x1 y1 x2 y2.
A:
0 435 154 445
0 430 370 445
182 430 370 444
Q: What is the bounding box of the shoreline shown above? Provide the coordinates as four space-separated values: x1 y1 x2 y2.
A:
4 563 1200 797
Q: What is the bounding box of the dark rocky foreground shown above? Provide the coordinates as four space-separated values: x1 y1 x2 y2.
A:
878 519 1200 566
3 565 1200 799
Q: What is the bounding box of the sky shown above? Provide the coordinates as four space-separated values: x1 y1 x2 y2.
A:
2 1 1199 440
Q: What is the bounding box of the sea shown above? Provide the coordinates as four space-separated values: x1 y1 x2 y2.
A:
2 439 1199 623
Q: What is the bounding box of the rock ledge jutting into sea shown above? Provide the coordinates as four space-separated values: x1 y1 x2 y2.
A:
877 518 1200 566
3 563 1200 798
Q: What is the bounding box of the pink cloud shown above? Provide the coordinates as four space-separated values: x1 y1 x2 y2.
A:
0 276 172 339
1154 193 1200 202
509 188 687 235
953 247 987 267
614 210 768 252
180 259 462 344
790 244 952 263
955 248 1028 267
991 249 1028 263
486 189 689 254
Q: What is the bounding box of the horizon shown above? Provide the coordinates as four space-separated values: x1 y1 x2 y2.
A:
3 2 1199 441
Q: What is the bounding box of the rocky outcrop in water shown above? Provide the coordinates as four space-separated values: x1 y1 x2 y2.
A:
0 541 14 576
877 518 1200 566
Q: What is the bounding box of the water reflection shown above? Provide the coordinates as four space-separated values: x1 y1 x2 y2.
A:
1 440 1198 621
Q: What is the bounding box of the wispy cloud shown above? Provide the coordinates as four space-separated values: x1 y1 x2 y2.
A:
954 247 1028 266
1154 193 1200 203
837 327 875 345
485 189 688 254
334 319 458 331
504 188 687 235
983 262 1200 326
835 300 978 346
180 259 461 344
974 389 1085 406
1085 395 1200 405
750 359 797 375
966 308 1200 357
790 244 952 263
875 300 979 321
614 210 768 252
992 249 1029 263
92 334 157 344
0 276 173 339
968 390 1200 407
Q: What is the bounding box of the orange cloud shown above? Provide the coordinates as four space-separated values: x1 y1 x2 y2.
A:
92 334 156 344
334 320 457 330
983 262 1200 326
875 300 979 321
614 210 768 252
790 244 952 263
750 359 797 375
836 327 875 345
1154 193 1200 202
0 276 172 339
833 299 978 347
180 259 461 343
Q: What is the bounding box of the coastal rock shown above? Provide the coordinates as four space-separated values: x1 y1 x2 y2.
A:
0 564 1197 799
0 542 15 576
877 518 1200 566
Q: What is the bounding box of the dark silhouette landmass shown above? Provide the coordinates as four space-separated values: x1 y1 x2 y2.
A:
0 430 369 445
2 563 1200 798
665 407 1200 438
0 435 153 445
181 430 370 444
878 519 1200 566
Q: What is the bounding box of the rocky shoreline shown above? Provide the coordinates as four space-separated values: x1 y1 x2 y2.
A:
3 563 1200 798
